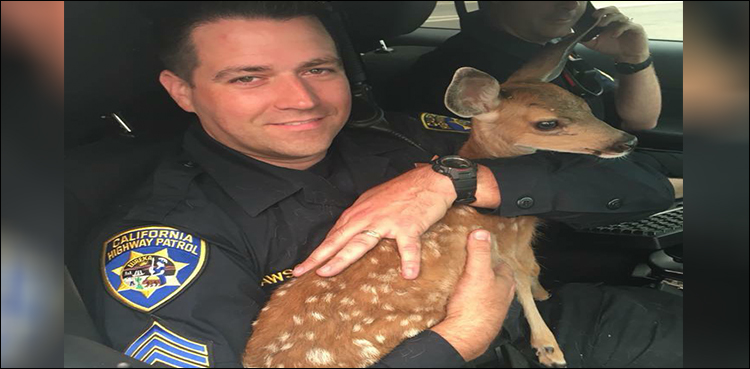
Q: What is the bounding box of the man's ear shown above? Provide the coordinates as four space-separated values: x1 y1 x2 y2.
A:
159 70 196 113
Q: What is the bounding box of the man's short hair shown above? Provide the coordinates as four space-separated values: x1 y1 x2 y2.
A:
155 1 334 86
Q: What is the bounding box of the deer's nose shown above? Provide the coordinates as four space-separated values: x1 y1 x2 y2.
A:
612 134 638 152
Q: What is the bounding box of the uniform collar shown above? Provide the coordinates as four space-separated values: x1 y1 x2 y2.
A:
183 122 407 217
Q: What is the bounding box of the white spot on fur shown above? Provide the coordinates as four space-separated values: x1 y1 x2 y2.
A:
352 310 362 317
276 290 287 296
353 339 380 360
404 328 421 338
371 296 379 304
262 307 270 312
314 280 331 288
360 284 378 294
340 297 355 306
379 245 394 252
394 290 408 296
252 320 259 327
306 348 334 365
323 293 334 303
293 316 304 325
278 332 291 342
382 303 395 311
353 324 362 332
512 223 519 231
305 332 316 341
265 356 273 367
280 342 294 351
400 319 410 327
426 319 438 327
362 317 375 325
375 334 386 344
338 283 347 290
408 315 423 322
385 315 397 322
311 312 325 321
379 285 392 294
305 296 319 304
370 257 379 265
264 343 279 353
353 339 373 346
338 311 351 321
497 223 506 231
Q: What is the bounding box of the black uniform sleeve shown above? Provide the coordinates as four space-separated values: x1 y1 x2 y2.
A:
370 330 466 368
387 113 675 229
82 222 266 368
474 151 675 229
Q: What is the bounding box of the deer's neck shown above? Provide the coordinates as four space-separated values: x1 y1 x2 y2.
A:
458 125 528 159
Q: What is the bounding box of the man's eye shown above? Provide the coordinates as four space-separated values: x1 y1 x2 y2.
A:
230 76 256 84
308 68 333 75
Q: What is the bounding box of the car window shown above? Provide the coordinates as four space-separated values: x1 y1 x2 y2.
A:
423 1 684 41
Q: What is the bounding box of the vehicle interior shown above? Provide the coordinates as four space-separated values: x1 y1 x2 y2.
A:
62 1 683 367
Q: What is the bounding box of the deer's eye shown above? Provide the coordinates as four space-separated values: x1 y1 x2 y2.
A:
535 120 558 131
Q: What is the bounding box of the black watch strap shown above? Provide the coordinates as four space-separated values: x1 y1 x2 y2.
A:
453 173 478 205
615 55 653 75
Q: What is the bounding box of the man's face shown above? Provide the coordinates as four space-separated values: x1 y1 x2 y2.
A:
493 1 587 43
170 16 351 167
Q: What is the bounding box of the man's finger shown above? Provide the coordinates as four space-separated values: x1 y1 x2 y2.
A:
599 12 628 28
396 232 423 279
316 232 382 277
462 229 494 278
293 222 365 276
610 22 637 39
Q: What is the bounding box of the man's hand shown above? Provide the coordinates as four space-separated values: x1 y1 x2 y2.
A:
293 165 456 279
431 229 516 362
581 6 650 64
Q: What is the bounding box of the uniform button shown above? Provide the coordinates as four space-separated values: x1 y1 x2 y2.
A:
607 198 622 210
182 161 196 168
516 196 534 209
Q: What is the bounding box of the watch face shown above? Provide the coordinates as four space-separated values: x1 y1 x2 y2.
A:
442 157 472 169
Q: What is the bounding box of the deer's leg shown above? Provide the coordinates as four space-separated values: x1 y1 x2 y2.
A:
515 275 566 368
531 275 551 301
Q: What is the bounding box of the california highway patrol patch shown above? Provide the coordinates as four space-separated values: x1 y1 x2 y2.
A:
420 112 472 133
102 226 208 313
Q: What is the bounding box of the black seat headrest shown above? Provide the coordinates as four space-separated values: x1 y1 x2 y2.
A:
332 1 437 53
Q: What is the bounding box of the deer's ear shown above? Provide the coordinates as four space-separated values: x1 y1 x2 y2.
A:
508 15 603 83
444 67 501 118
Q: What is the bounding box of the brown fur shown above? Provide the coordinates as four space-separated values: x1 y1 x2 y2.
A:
243 17 632 368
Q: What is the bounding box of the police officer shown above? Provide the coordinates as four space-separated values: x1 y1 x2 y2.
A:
79 2 679 367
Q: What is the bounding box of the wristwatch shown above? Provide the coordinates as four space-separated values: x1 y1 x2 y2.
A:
614 55 653 75
431 155 477 205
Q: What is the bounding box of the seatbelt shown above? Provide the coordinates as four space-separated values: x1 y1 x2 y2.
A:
323 2 427 153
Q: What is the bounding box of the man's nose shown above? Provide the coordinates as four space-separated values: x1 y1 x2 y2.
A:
275 76 319 110
557 1 581 12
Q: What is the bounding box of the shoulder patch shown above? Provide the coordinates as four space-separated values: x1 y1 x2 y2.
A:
420 112 472 134
102 226 208 313
125 321 211 368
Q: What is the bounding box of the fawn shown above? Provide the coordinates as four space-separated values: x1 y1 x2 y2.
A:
244 18 636 368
